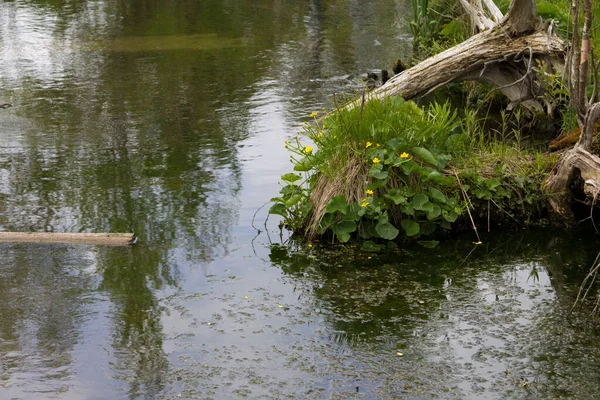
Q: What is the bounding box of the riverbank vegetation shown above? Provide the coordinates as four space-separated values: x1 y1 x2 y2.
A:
270 0 599 250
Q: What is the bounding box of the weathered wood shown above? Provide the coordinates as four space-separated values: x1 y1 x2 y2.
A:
501 0 537 35
350 29 564 111
343 0 564 114
0 232 136 245
545 146 600 225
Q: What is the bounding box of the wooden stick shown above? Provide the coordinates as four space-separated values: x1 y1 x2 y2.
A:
0 232 136 246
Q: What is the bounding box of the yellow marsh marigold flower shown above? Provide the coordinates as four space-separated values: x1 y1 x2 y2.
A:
372 157 381 164
310 111 318 117
400 152 410 158
361 200 369 207
304 146 313 153
366 141 373 148
366 189 374 195
376 143 381 147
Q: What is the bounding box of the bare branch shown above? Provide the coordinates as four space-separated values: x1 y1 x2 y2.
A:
578 0 593 110
577 103 600 150
482 0 504 23
458 0 496 31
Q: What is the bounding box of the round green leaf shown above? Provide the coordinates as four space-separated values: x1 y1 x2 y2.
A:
376 221 399 240
326 195 348 214
412 193 429 209
401 219 420 236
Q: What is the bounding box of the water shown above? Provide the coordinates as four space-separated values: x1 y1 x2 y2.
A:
1 1 600 399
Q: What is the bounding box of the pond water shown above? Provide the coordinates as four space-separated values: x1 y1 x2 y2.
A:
1 1 600 399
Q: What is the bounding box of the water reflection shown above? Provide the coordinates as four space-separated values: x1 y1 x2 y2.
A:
268 231 600 398
10 0 593 399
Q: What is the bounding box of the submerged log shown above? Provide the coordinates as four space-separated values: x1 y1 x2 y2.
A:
0 232 136 246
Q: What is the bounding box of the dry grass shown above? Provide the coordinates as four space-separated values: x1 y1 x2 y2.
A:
305 156 370 239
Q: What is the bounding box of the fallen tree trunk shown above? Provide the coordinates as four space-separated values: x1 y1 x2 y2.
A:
348 0 565 114
0 232 136 246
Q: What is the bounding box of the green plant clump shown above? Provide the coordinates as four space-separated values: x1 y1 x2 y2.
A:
270 98 549 250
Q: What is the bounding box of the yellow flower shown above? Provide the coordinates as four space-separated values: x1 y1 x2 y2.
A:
400 152 410 158
361 200 369 207
366 189 374 195
474 241 483 245
304 146 313 153
376 143 381 147
317 132 323 138
310 111 318 117
366 141 373 148
372 157 381 164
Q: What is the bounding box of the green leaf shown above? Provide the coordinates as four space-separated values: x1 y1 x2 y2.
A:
426 170 442 181
361 240 382 252
437 175 457 187
269 203 287 217
369 167 389 180
442 210 458 222
387 137 405 150
429 188 447 203
325 195 348 215
335 231 351 243
401 160 419 175
417 240 439 248
493 163 506 175
293 156 315 172
420 222 437 235
412 193 429 209
485 178 501 191
281 173 301 183
376 221 400 240
332 220 357 243
420 202 434 213
474 188 492 200
367 180 387 190
343 203 361 221
426 204 442 220
378 213 389 224
400 204 415 215
401 219 420 236
411 146 438 166
385 189 408 205
284 194 303 207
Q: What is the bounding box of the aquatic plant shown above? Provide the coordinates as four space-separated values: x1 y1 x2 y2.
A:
270 98 549 250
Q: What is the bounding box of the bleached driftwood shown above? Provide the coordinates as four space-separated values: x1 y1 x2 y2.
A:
0 232 136 245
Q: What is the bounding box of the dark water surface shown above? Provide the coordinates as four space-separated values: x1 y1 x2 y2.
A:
1 1 600 399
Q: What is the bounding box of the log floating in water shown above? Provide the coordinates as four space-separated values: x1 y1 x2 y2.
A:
0 232 136 246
